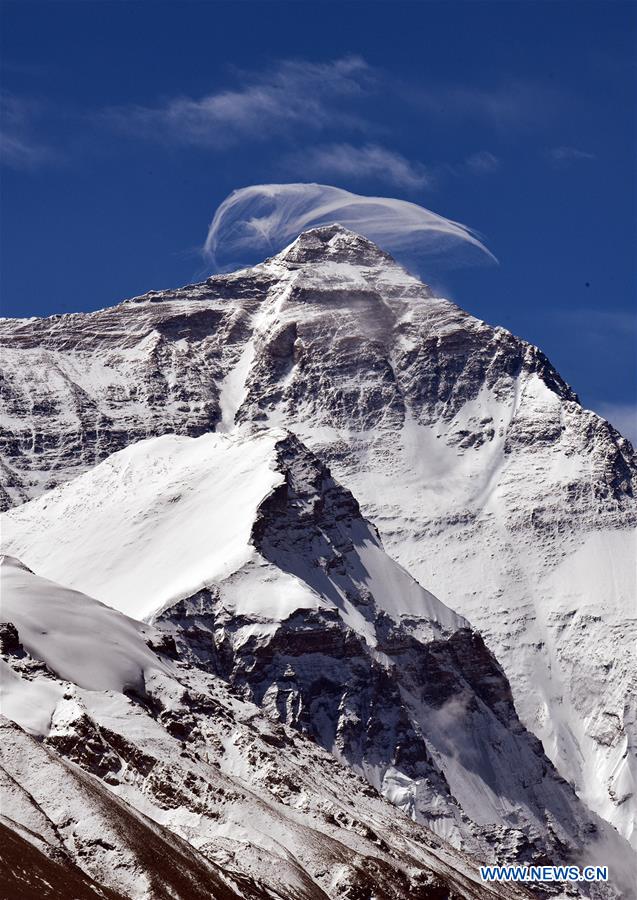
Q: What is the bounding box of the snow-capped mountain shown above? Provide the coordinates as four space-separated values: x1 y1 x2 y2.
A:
1 225 634 852
2 423 635 898
3 555 534 900
2 429 635 899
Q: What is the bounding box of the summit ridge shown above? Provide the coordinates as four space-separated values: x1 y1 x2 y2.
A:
271 223 397 266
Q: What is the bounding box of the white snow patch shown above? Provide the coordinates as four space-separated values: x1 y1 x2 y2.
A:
1 431 286 620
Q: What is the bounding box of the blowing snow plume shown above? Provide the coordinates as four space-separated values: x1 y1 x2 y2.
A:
203 183 496 271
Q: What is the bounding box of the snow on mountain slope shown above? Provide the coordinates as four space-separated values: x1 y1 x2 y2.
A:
1 430 286 621
0 429 461 638
1 435 633 897
0 556 168 696
0 224 635 846
0 556 535 900
0 715 253 900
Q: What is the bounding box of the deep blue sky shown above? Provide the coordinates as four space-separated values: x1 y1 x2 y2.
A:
1 1 635 436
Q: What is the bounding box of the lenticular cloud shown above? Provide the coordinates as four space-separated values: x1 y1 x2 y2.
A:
203 183 496 271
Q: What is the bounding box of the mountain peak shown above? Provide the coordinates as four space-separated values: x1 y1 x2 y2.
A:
274 223 395 267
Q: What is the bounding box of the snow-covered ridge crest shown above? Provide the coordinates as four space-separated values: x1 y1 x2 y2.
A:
1 430 286 620
0 553 167 698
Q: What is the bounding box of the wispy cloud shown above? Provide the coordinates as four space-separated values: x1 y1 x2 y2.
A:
0 92 55 169
5 55 565 182
97 58 568 194
546 145 596 164
553 308 636 337
204 182 496 271
285 143 501 190
101 57 558 162
103 57 373 148
413 80 563 131
594 402 637 445
286 142 432 190
438 151 501 179
285 143 501 191
463 150 500 174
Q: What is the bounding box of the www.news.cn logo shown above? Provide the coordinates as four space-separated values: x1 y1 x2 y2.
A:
480 865 609 883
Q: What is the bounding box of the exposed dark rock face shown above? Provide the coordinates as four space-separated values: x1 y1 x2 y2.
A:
0 621 22 656
0 821 126 900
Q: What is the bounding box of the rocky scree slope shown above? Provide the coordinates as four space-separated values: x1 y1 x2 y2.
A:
0 225 635 845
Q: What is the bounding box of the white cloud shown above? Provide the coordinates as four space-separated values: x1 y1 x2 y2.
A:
438 151 501 180
287 143 432 189
463 150 500 174
203 182 496 271
104 57 372 147
546 145 596 164
594 402 637 445
0 132 49 169
414 80 563 131
0 92 54 169
553 308 636 338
